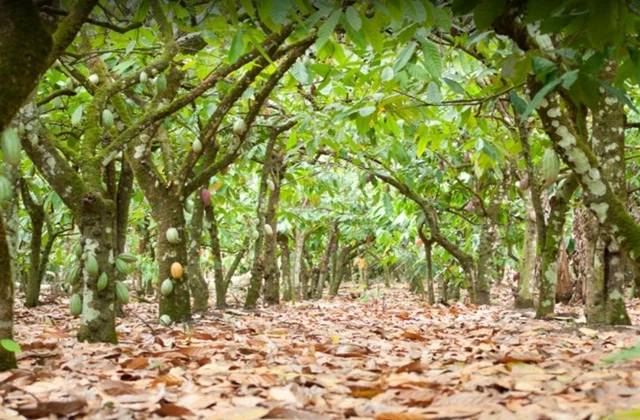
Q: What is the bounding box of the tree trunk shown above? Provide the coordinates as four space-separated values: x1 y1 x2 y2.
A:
291 229 306 300
21 179 45 308
223 236 250 297
583 64 631 325
156 201 191 322
0 212 16 370
417 226 435 303
314 224 338 299
515 195 537 308
77 192 118 343
205 203 225 309
188 197 209 311
279 234 293 301
536 175 578 318
263 167 282 305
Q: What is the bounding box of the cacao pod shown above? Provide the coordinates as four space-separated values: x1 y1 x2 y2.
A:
266 179 275 192
2 128 21 166
115 281 130 304
0 176 12 203
155 75 167 92
70 294 82 316
74 243 83 258
97 272 108 291
139 71 148 83
184 199 194 213
85 253 99 277
233 120 247 136
192 139 203 153
201 189 211 206
171 262 183 279
67 265 80 285
159 314 172 326
88 74 99 84
161 279 174 296
251 229 259 240
166 228 179 244
117 253 137 263
102 109 114 128
541 149 560 185
264 224 273 236
115 258 129 274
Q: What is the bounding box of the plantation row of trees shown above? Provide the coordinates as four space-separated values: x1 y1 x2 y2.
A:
2 0 640 371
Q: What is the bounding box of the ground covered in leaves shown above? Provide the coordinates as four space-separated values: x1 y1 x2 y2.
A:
3 285 640 419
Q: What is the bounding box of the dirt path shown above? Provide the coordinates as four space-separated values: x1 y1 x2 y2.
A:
2 285 640 419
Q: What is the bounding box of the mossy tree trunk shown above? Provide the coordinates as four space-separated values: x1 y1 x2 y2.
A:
0 213 15 370
535 175 578 318
205 203 225 309
417 224 435 304
292 229 307 299
77 193 118 343
515 195 537 309
279 234 293 301
20 179 45 308
188 197 209 311
263 158 283 305
583 64 631 325
314 223 338 299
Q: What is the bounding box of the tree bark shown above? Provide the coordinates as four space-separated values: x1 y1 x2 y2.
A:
314 223 338 299
536 175 578 318
21 179 45 308
515 195 536 308
77 193 118 343
189 197 209 311
205 203 225 309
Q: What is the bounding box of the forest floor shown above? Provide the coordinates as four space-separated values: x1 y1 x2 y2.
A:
3 284 640 419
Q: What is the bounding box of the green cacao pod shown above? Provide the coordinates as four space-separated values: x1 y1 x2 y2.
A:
159 314 172 326
0 176 12 203
70 294 82 316
139 71 148 83
541 149 560 185
251 229 259 240
192 139 203 153
74 243 83 258
166 227 179 244
115 258 129 274
102 109 114 128
155 75 167 92
2 128 21 166
115 281 130 304
264 224 273 236
160 279 174 296
233 120 247 136
97 272 108 291
266 179 275 192
88 74 99 84
117 253 137 263
85 253 99 277
67 265 80 285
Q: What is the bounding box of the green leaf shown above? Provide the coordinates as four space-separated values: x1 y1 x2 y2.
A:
443 77 466 95
271 0 293 25
362 14 384 53
522 0 563 23
473 0 506 30
532 57 556 81
421 39 442 79
316 9 342 50
240 0 255 17
381 66 395 82
561 69 579 89
345 6 362 30
426 81 441 104
409 0 427 23
431 5 452 32
509 91 528 116
1 339 21 355
71 105 84 126
359 105 377 117
520 77 563 122
393 42 417 73
452 0 478 15
228 29 244 64
134 0 150 22
291 60 311 85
